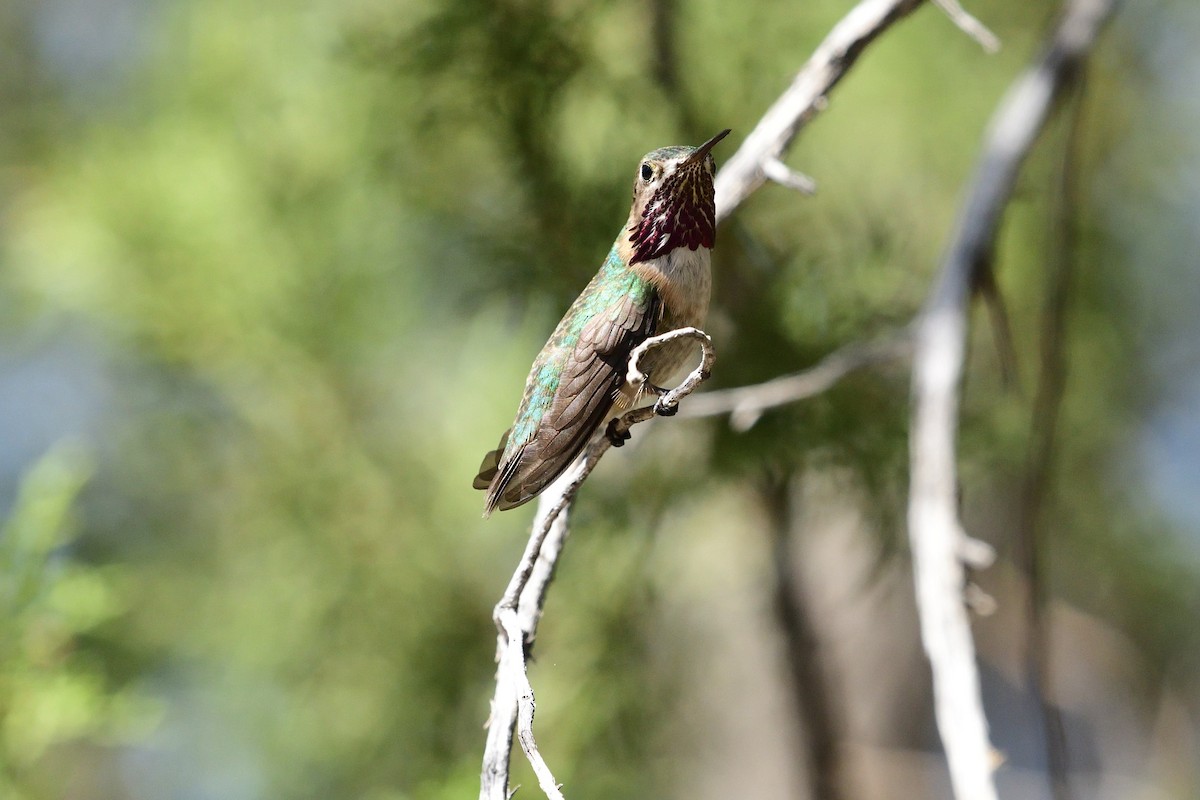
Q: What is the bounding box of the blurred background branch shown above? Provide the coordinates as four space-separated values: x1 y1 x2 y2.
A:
907 1 1115 799
681 330 913 430
1015 68 1089 800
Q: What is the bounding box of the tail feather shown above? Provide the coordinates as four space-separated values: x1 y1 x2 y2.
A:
472 430 507 490
475 410 606 516
483 443 529 516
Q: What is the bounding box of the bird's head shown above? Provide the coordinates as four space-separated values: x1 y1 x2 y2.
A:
627 129 730 264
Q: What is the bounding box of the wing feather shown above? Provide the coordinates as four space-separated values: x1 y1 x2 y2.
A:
481 289 661 513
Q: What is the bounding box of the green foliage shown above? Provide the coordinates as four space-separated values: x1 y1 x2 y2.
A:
0 445 154 798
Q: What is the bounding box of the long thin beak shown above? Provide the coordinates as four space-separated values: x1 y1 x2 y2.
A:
685 128 731 165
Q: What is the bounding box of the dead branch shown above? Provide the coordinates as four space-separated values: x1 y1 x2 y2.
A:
680 329 913 430
931 0 1001 52
906 1 1115 799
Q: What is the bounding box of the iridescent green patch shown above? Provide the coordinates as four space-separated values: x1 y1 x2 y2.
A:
502 241 652 458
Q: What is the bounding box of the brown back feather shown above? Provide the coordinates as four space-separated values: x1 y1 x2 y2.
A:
479 291 661 514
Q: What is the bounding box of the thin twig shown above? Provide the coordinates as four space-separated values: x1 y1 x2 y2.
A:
762 158 818 194
681 329 913 429
932 0 1001 53
501 608 566 800
906 1 1115 799
480 329 715 800
481 464 582 800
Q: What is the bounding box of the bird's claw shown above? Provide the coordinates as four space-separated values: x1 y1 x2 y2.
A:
655 399 678 417
606 419 632 447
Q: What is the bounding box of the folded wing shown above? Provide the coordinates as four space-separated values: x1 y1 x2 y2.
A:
478 290 662 514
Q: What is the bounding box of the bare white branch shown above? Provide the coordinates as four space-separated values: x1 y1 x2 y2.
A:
501 608 565 800
906 1 1115 799
680 330 912 430
932 0 1001 53
480 464 581 800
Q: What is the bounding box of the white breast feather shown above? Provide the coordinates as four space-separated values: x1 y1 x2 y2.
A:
641 246 711 328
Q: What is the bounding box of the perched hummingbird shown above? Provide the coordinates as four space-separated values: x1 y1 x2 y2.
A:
474 129 730 515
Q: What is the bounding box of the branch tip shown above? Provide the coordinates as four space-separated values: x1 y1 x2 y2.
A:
932 0 1001 53
965 583 998 617
958 534 996 570
763 158 818 194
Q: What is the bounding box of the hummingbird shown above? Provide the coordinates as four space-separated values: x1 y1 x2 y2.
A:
473 129 730 516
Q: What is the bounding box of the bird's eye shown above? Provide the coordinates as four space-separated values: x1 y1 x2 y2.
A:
640 163 653 181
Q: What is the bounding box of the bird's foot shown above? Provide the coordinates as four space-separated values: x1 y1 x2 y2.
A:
606 419 633 448
654 398 679 417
